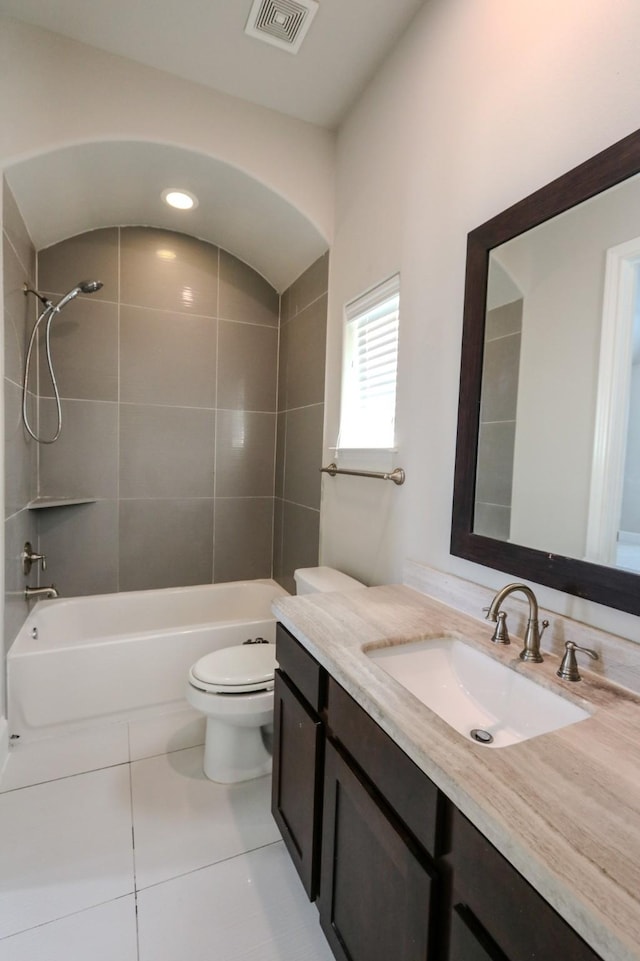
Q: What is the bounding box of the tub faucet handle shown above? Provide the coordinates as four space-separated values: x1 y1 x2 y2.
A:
21 542 47 575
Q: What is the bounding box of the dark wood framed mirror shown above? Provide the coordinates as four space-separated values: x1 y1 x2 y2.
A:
451 127 640 617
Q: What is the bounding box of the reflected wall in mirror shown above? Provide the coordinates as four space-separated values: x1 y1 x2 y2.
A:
451 128 640 616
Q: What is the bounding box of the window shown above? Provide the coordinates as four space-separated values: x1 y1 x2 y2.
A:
337 274 400 451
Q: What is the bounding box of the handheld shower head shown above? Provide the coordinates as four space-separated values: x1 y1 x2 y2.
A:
54 279 103 312
78 280 103 294
22 279 104 444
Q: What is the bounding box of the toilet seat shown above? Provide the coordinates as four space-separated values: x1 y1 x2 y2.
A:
189 644 276 694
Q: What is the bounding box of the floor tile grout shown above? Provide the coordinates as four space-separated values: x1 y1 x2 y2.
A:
0 757 131 794
133 837 283 895
0 736 206 795
127 758 142 961
0 892 137 943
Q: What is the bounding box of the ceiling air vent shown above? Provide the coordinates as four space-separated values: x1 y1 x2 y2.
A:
245 0 319 54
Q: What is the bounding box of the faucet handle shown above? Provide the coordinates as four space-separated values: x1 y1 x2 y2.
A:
21 542 47 575
490 611 510 644
556 641 599 682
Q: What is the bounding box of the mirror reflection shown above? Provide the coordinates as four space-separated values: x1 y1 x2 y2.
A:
475 172 640 574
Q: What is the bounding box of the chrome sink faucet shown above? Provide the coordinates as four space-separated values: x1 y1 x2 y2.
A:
484 583 549 663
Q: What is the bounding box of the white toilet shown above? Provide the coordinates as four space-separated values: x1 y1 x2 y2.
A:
186 567 364 783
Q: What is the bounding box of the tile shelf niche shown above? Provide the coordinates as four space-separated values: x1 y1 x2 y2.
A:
27 497 97 510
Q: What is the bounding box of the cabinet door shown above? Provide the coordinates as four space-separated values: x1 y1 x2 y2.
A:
319 740 435 961
271 670 324 901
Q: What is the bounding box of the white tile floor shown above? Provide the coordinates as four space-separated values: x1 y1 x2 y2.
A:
0 737 334 961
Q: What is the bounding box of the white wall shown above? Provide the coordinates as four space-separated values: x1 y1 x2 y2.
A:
321 0 640 641
0 18 334 244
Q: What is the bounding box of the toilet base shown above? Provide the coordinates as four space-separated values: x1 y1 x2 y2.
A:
203 715 272 783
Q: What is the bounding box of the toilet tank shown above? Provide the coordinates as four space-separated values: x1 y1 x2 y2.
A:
294 566 365 595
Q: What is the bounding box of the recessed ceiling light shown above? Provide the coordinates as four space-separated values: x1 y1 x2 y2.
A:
156 248 177 261
162 188 198 211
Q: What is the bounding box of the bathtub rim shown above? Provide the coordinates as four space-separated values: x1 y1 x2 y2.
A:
7 578 289 741
9 578 288 658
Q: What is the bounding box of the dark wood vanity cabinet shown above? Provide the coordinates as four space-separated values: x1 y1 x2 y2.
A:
273 624 442 959
443 808 603 961
319 678 441 961
271 625 325 900
319 740 436 961
272 623 603 961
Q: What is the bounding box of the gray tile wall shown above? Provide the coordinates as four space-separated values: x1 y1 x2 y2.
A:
35 226 279 594
273 253 328 593
3 180 37 651
474 299 523 540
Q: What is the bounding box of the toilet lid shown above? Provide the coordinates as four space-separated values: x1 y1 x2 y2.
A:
191 644 276 693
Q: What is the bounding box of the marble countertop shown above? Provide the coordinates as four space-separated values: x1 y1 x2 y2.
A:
273 584 640 961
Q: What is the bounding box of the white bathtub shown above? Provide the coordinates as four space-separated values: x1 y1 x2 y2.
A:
8 579 288 738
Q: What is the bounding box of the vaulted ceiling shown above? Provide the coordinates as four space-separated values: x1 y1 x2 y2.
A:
1 0 425 288
0 0 425 128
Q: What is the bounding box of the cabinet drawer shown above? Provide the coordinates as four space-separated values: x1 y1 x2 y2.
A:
276 623 325 712
448 808 603 961
327 677 441 857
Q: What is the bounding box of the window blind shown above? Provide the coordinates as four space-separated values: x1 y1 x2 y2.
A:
339 276 400 450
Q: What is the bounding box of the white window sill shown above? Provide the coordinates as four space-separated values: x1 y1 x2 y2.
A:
329 448 398 471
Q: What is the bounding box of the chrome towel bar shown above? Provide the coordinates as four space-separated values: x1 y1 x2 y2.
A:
320 463 405 486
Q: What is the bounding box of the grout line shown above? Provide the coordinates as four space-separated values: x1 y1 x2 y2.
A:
215 314 279 329
281 288 327 324
134 893 141 961
117 227 122 594
4 372 27 391
0 893 136 944
0 757 131 794
117 496 215 502
133 838 284 895
277 497 320 514
281 400 324 414
212 247 220 583
127 755 143 959
34 396 119 406
114 301 218 320
211 495 275 502
272 289 283 579
3 224 35 280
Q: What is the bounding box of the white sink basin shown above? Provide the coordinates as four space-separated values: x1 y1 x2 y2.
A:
367 636 590 748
